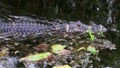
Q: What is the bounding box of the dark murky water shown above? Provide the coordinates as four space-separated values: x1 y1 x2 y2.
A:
0 0 120 68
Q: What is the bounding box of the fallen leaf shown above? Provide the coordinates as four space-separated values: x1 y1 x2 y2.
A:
0 48 9 58
19 52 52 62
33 43 49 51
76 47 86 51
53 65 71 68
51 44 66 54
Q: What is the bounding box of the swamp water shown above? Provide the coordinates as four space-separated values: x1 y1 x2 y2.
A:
0 0 120 68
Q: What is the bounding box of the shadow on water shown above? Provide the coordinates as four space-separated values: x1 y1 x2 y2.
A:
0 0 120 68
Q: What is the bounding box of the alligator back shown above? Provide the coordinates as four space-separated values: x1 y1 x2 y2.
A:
0 16 107 38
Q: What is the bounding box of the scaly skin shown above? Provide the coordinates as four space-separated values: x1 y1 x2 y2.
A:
0 16 107 37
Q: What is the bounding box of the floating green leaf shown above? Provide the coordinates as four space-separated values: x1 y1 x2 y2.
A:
87 46 97 55
52 44 66 54
20 52 51 62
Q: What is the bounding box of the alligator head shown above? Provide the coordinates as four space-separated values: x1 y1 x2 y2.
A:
66 21 107 33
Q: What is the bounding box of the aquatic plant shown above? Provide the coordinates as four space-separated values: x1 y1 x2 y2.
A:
88 29 95 41
97 31 105 37
87 46 97 55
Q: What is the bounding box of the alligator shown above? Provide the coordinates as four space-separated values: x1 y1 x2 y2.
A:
0 16 107 38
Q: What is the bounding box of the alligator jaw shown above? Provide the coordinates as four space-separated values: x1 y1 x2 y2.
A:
64 21 107 33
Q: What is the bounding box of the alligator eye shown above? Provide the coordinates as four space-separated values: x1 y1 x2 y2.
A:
52 26 55 28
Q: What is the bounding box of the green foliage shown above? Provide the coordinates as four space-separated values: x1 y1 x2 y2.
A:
87 46 97 55
97 31 105 37
88 29 95 41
